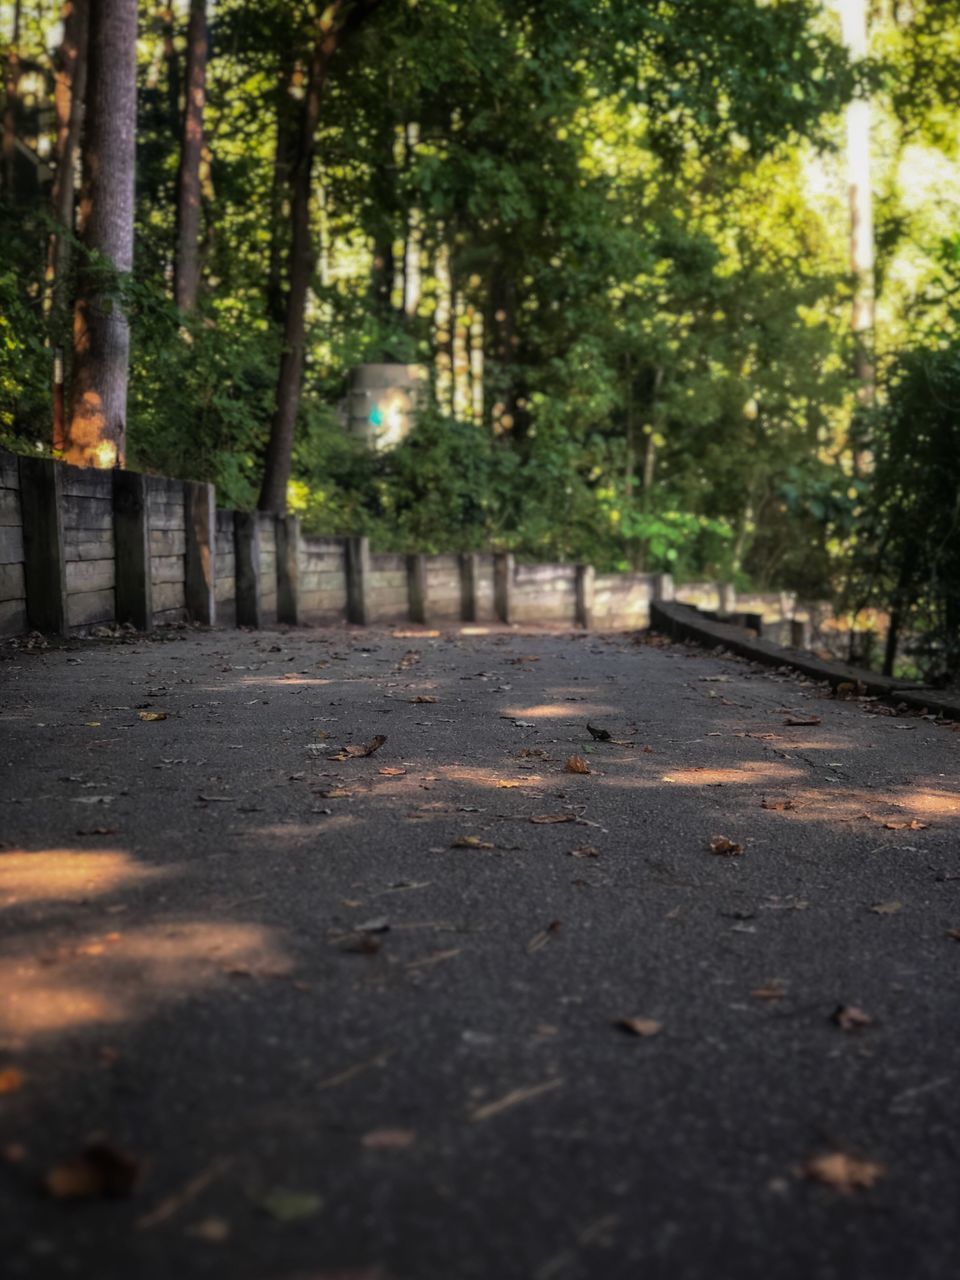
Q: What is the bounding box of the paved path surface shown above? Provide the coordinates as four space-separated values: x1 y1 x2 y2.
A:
1 624 959 1280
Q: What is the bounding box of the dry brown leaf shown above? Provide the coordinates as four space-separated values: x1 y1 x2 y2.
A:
801 1152 885 1194
831 1005 874 1031
377 767 406 777
882 819 929 831
530 813 575 825
564 755 591 775
361 1128 416 1151
186 1217 231 1242
0 1068 24 1094
751 981 787 1001
451 835 495 849
45 1143 141 1200
709 835 743 856
614 1017 662 1038
408 695 437 704
496 779 523 789
569 845 600 858
784 716 821 727
338 934 382 955
761 799 795 811
527 920 562 953
328 735 387 761
138 710 167 722
870 900 902 916
317 787 352 799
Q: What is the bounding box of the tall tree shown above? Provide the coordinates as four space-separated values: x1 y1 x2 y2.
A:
258 0 380 513
839 0 875 408
173 0 208 312
1 0 21 203
65 0 138 468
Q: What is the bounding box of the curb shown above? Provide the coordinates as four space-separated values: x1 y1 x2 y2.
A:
649 601 960 723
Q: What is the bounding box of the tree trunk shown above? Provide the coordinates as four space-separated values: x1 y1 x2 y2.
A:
65 0 138 469
266 64 297 328
173 0 207 312
258 8 342 513
47 1 89 308
2 0 22 203
839 0 875 424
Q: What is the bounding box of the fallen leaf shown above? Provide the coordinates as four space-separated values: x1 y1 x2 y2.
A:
527 920 562 953
564 755 591 774
451 835 495 849
186 1217 230 1242
496 779 523 789
317 787 352 799
338 934 382 955
75 826 118 836
137 710 168 722
354 917 389 933
614 1017 662 1037
752 981 787 1001
870 901 902 916
45 1143 141 1200
257 1188 323 1222
831 1005 874 1031
361 1129 416 1150
801 1152 885 1194
784 716 821 727
377 767 406 777
569 845 600 858
0 1068 24 1094
761 799 795 811
328 734 387 761
408 696 436 704
882 819 929 831
530 813 575 825
709 835 743 856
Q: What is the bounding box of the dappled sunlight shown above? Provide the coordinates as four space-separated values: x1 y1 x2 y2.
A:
0 920 290 1042
500 702 618 720
235 674 335 688
656 764 802 786
893 789 960 817
0 848 165 907
233 816 361 839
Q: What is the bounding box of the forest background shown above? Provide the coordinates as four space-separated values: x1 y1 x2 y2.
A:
1 0 958 679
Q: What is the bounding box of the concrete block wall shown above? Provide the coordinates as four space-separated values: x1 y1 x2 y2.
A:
0 452 26 636
0 447 815 642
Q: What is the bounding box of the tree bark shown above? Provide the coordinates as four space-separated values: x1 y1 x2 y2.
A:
47 1 89 312
65 0 138 469
173 0 207 312
2 0 22 203
266 63 297 329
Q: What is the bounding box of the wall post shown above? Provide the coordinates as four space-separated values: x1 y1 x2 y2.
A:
493 552 514 625
346 535 370 625
184 480 216 625
18 456 69 635
233 511 262 628
575 563 595 630
407 553 427 624
276 515 301 626
113 470 153 631
459 553 478 623
653 572 675 602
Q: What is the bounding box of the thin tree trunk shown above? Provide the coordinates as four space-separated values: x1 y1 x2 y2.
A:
839 0 875 424
266 64 297 328
65 0 138 469
173 0 207 312
2 0 22 202
258 7 342 513
47 0 89 312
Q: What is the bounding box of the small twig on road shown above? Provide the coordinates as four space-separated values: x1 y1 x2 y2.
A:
136 1157 231 1229
316 1050 392 1092
469 1077 564 1122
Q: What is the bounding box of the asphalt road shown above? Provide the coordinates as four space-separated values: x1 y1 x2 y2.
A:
1 622 959 1280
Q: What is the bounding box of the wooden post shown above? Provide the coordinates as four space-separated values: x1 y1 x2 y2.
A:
113 469 153 631
493 551 514 624
276 514 301 626
18 456 69 635
184 480 216 625
345 535 370 625
407 553 427 624
653 572 674 602
718 582 737 615
575 563 595 630
459 553 478 623
790 618 807 650
233 511 262 628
